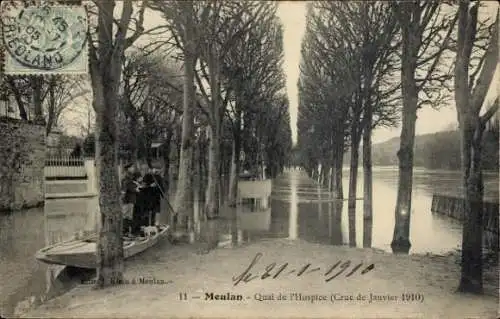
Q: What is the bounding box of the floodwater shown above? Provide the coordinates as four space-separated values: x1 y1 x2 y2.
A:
0 167 498 316
219 167 499 254
0 198 97 317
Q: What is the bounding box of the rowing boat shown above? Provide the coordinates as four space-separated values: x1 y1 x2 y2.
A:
35 225 170 269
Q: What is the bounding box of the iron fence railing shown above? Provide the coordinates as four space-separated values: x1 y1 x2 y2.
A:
45 155 87 178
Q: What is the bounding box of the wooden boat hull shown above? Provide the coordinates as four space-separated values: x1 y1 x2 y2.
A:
35 225 170 269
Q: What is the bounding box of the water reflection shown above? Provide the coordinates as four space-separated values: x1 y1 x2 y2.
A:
288 174 298 240
348 203 356 248
217 168 475 255
0 197 98 317
44 197 98 244
329 201 343 246
363 217 373 248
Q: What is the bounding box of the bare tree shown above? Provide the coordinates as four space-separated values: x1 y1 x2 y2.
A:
87 0 151 288
193 1 274 218
4 77 32 120
222 5 283 205
453 1 498 294
149 1 205 232
300 1 400 228
44 75 90 136
391 1 458 253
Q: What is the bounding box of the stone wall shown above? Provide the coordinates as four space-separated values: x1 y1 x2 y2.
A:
0 117 45 211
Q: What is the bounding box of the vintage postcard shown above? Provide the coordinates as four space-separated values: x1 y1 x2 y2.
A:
0 0 498 318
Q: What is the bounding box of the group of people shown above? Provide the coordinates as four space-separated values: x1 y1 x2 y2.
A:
120 163 165 237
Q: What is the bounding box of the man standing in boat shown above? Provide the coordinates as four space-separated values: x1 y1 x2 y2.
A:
151 168 165 226
121 163 140 237
141 167 164 227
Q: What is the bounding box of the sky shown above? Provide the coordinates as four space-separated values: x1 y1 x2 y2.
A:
276 2 306 145
62 1 499 145
276 1 499 145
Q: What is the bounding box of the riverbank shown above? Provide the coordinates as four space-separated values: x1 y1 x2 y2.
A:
19 238 498 319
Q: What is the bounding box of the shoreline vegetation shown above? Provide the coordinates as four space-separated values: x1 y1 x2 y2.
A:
367 130 499 171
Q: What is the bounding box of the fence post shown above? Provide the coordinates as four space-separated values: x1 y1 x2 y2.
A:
84 158 96 194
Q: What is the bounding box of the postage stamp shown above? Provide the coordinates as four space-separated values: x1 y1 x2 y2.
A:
1 2 88 75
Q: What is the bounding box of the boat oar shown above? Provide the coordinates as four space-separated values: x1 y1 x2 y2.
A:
152 174 176 216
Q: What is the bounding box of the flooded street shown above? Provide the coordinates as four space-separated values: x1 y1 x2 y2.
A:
1 167 498 316
263 168 498 253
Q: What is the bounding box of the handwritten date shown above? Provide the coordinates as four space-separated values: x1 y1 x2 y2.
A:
232 253 375 286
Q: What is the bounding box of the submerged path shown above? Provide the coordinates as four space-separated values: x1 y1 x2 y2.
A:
224 169 465 255
19 169 498 318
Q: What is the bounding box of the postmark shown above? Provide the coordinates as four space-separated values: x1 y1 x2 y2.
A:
1 2 88 75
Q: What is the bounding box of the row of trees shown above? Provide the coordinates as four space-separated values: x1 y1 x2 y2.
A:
297 0 498 294
84 0 292 287
298 2 400 244
0 0 89 133
1 0 292 288
0 72 89 135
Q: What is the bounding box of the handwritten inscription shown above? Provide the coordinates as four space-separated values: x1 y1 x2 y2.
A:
232 253 375 286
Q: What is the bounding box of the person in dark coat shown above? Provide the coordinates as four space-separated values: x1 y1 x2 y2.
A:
120 163 140 236
131 171 148 235
151 168 165 225
142 168 164 226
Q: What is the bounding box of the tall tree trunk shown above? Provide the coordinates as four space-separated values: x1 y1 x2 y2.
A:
391 41 418 253
363 216 373 248
32 76 45 124
330 200 343 245
7 79 28 120
199 134 207 205
331 132 344 199
317 163 322 184
190 136 198 235
90 0 125 288
162 130 173 195
173 9 196 230
229 140 237 204
96 86 123 287
88 0 147 288
328 166 333 192
458 125 484 293
218 139 225 207
128 114 138 163
175 132 182 183
17 99 28 120
363 115 373 219
46 83 56 136
322 161 329 188
204 48 222 219
454 1 498 292
348 127 360 247
205 123 221 218
229 112 242 206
